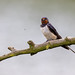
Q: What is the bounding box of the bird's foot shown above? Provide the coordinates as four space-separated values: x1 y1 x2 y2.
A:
46 39 53 42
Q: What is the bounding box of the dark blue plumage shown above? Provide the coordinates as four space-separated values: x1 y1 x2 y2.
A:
40 17 74 52
47 23 62 39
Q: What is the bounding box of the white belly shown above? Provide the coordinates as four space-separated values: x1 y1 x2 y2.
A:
40 25 57 40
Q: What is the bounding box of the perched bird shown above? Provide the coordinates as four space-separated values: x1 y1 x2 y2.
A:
40 17 75 53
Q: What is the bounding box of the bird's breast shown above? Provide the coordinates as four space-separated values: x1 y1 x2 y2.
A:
40 25 57 40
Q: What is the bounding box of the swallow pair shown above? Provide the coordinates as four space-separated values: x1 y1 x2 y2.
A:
40 17 73 51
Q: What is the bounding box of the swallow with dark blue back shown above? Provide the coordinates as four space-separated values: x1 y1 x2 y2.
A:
40 17 75 53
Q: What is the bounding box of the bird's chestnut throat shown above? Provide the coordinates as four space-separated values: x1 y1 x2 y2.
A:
41 17 49 26
42 20 49 25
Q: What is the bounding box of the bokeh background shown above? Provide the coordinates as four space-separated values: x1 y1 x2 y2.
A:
0 0 75 75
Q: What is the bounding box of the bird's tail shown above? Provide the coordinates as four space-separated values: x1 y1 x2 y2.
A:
69 47 75 53
62 45 75 53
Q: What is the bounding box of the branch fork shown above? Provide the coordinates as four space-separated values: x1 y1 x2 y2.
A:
8 47 16 52
0 37 75 61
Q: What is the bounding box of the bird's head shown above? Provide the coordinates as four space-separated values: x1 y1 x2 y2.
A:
41 17 49 25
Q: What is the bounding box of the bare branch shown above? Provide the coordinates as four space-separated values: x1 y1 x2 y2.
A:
0 37 75 61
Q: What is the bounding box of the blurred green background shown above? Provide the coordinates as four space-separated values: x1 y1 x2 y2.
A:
0 0 75 75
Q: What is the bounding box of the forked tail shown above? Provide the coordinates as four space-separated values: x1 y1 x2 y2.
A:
69 47 75 53
62 45 75 53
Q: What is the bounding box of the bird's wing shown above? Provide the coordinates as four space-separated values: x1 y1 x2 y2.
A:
47 23 62 39
47 24 74 52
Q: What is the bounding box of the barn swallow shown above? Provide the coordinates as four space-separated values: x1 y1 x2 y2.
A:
40 17 74 53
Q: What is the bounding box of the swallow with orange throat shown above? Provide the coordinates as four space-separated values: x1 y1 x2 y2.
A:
40 17 75 53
